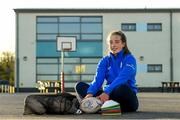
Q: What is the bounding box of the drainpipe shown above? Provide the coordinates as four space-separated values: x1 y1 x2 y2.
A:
170 10 173 82
15 11 19 92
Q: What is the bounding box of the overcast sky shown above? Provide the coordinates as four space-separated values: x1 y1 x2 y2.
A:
0 0 180 53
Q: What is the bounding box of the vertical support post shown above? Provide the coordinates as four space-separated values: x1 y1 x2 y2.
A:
61 50 65 93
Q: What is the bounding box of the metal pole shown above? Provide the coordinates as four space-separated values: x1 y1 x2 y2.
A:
61 50 65 93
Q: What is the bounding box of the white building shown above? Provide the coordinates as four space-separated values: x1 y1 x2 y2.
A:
14 8 180 92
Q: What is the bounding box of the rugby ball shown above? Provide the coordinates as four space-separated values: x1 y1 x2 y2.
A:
80 97 103 113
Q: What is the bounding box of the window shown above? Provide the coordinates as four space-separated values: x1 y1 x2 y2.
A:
37 17 58 23
147 23 162 31
81 17 102 22
37 64 58 74
36 16 102 41
37 58 58 63
37 23 58 33
81 23 102 33
60 33 80 40
37 34 58 40
59 17 80 22
147 64 162 72
81 34 102 40
36 16 103 86
36 57 101 83
59 23 80 33
121 23 136 31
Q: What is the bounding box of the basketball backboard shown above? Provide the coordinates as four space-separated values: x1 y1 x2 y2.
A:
57 36 76 51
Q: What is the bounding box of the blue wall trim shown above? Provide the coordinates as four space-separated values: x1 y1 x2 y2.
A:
37 41 102 57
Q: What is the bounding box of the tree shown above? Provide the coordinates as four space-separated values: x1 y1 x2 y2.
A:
0 51 15 85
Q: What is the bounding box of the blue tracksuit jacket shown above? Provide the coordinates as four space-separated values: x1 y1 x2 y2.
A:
87 49 137 95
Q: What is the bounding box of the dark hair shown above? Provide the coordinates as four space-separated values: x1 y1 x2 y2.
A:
107 30 131 55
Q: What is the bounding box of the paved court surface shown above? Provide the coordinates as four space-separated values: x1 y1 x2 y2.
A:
0 92 180 119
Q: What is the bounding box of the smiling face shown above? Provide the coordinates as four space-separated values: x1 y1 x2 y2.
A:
108 34 125 55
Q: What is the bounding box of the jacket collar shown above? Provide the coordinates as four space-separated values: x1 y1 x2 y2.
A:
109 49 124 59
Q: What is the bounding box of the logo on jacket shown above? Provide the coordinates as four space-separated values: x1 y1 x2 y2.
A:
126 64 135 70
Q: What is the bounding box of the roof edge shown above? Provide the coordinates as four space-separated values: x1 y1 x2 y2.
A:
13 8 180 13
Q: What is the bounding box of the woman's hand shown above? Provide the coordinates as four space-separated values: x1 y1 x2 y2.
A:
84 94 93 99
97 92 109 103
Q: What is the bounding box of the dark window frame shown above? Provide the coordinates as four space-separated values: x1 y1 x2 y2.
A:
121 23 136 31
147 23 162 31
147 64 163 72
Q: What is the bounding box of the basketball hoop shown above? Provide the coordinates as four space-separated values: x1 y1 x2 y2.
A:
62 48 72 51
61 42 72 51
57 37 76 93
